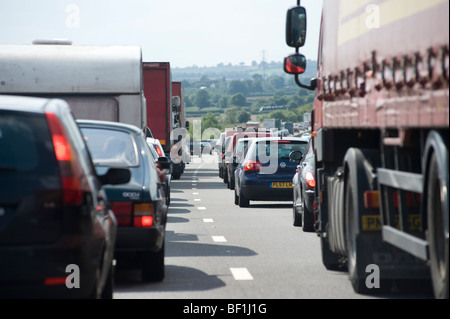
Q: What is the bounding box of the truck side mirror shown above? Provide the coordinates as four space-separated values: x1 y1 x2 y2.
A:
172 96 181 108
284 53 306 75
286 6 307 48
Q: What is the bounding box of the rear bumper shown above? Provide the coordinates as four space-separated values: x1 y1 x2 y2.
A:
0 239 104 298
115 225 165 252
241 178 293 201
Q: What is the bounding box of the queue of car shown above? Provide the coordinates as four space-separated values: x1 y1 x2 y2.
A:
219 127 315 230
0 95 171 298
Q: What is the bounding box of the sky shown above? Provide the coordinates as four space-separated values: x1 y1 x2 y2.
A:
1 0 323 69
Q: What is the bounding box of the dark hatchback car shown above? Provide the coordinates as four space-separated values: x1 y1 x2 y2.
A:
77 120 168 282
234 137 309 207
291 140 316 232
0 96 130 299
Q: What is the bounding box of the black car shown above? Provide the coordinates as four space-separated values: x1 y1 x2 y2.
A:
78 119 168 282
0 95 130 299
234 137 310 207
291 140 316 232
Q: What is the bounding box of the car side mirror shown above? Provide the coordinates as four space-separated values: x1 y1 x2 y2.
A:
289 150 303 163
99 168 131 185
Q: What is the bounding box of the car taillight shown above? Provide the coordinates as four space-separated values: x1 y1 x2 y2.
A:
46 112 83 205
155 145 163 157
305 171 316 188
133 203 155 227
112 202 133 226
243 160 262 171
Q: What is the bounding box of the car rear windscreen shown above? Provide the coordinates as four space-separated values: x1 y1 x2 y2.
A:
80 127 139 167
0 111 62 244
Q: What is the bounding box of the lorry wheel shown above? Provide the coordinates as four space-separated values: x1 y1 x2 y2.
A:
427 152 449 299
320 234 343 271
345 170 367 293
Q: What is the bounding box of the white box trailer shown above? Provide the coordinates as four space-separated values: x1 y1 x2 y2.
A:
0 41 146 128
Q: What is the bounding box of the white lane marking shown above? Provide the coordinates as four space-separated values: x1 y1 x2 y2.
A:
193 192 199 195
194 198 201 201
192 183 197 186
230 268 253 281
203 218 214 223
198 207 206 210
212 236 227 242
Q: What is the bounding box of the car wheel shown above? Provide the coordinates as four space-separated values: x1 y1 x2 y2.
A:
238 190 250 207
234 189 239 205
141 243 165 282
293 203 302 227
223 168 228 184
100 260 114 299
302 199 315 232
229 176 235 190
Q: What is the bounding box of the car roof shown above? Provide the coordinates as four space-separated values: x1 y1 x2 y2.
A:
0 95 69 114
76 119 142 134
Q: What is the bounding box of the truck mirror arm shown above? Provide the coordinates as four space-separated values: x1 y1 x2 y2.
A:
295 74 317 91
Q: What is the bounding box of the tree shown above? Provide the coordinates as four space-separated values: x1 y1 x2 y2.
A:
237 111 251 123
194 89 211 109
230 93 247 106
224 107 240 124
228 80 249 96
267 76 285 90
201 113 220 133
218 96 229 109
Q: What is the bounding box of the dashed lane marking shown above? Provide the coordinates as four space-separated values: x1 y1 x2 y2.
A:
212 236 227 242
230 268 253 281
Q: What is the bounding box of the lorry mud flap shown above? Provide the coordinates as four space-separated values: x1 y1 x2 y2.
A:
354 233 431 294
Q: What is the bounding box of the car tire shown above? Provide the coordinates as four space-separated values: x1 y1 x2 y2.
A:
302 199 315 232
223 168 228 184
238 190 250 207
293 204 302 227
234 189 239 205
141 243 165 282
101 260 114 299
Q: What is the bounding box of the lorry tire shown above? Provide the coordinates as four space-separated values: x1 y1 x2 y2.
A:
344 170 367 292
427 152 449 299
320 234 343 271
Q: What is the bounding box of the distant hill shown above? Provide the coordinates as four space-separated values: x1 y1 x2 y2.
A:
172 60 317 82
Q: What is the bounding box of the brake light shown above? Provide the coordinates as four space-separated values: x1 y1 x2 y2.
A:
305 171 316 188
243 160 262 171
133 203 155 227
46 112 83 205
155 145 163 157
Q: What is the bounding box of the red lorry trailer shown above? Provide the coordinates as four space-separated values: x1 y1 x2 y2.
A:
142 62 173 154
284 1 449 298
